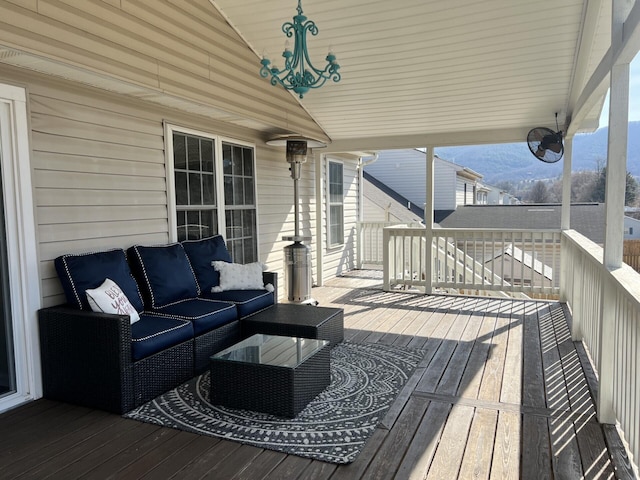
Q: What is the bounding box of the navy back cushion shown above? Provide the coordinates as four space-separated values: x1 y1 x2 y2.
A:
182 235 232 292
128 243 200 309
54 249 144 313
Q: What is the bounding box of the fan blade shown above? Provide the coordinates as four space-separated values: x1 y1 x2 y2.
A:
547 142 562 153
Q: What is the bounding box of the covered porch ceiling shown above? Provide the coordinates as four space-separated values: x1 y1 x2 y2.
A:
212 0 618 151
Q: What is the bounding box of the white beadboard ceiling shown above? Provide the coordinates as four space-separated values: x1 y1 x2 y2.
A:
213 0 613 149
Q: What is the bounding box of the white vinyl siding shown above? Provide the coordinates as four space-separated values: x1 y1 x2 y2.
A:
363 149 426 208
433 163 457 211
0 0 327 142
9 69 312 307
323 156 358 279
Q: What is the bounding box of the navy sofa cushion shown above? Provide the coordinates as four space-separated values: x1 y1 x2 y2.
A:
55 249 144 313
201 289 274 318
128 243 200 309
181 235 232 292
147 298 238 336
131 314 194 361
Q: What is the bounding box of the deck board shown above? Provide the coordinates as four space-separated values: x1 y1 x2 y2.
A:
1 270 634 479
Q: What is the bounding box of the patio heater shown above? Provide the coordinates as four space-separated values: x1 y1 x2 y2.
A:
267 136 326 303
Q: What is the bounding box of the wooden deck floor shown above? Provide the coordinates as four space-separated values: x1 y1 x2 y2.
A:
1 271 636 479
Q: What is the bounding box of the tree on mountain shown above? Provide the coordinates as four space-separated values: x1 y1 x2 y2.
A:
571 170 599 202
589 167 637 205
494 180 516 195
527 181 551 203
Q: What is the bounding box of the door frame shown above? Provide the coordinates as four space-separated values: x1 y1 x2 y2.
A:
0 83 41 412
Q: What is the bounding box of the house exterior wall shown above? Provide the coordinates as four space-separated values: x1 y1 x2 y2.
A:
14 70 295 307
0 1 367 310
321 155 359 281
624 216 640 239
0 66 358 310
0 0 327 142
433 161 456 211
363 150 427 209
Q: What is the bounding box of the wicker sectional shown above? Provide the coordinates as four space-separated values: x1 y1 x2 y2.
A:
39 236 277 414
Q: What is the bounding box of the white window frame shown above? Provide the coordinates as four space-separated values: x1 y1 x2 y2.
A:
164 123 259 261
0 84 41 413
326 158 345 248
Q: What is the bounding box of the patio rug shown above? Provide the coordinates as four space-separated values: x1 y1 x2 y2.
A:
124 341 423 464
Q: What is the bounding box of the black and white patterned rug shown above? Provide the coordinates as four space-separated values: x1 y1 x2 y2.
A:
124 341 423 464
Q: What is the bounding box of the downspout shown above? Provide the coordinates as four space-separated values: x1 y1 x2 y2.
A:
315 152 324 286
358 152 379 222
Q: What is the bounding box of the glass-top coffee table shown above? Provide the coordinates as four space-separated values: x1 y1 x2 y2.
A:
209 334 331 418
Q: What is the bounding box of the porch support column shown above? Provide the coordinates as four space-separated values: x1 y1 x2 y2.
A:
425 146 434 295
559 137 573 307
598 0 632 426
560 136 573 231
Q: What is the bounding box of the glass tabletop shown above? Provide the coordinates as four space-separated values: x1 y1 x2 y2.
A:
211 334 329 368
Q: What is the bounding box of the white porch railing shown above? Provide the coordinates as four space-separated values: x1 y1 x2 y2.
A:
357 221 403 267
373 224 561 296
562 229 640 467
358 222 640 468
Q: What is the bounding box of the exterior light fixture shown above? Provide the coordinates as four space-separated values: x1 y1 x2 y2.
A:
259 0 341 98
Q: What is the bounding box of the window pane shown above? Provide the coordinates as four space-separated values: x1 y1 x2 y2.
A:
233 177 244 205
187 210 200 240
221 144 231 175
187 136 200 171
202 173 215 205
243 237 257 263
175 172 188 205
232 146 243 175
201 139 214 173
189 173 202 205
243 148 253 176
174 131 220 242
173 134 186 169
244 178 254 205
202 209 217 237
224 176 233 205
176 211 187 241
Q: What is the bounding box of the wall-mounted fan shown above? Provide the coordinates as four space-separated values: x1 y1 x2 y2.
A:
527 114 564 163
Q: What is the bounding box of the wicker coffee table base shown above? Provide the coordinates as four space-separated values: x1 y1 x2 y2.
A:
210 340 331 418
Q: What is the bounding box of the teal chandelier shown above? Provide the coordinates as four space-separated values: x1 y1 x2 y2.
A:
259 0 341 99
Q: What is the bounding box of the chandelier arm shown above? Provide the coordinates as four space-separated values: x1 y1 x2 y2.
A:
258 0 341 98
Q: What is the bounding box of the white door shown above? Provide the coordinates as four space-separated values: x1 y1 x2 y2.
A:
0 83 41 412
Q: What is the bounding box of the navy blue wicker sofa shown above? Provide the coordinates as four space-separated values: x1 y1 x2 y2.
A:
38 235 276 414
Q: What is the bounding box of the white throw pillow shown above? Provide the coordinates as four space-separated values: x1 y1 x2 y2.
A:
211 261 267 292
86 278 140 324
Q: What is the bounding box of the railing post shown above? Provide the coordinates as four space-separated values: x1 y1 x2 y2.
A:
597 275 616 424
383 226 390 292
357 222 362 269
571 241 583 341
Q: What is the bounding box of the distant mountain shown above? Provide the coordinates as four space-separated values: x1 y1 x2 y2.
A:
434 121 640 185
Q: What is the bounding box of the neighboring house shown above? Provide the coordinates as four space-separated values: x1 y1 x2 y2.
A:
362 172 424 223
0 3 361 413
364 149 484 212
475 183 491 205
486 185 519 205
624 216 640 239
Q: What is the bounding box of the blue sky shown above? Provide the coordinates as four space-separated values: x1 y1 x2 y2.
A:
598 52 640 125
